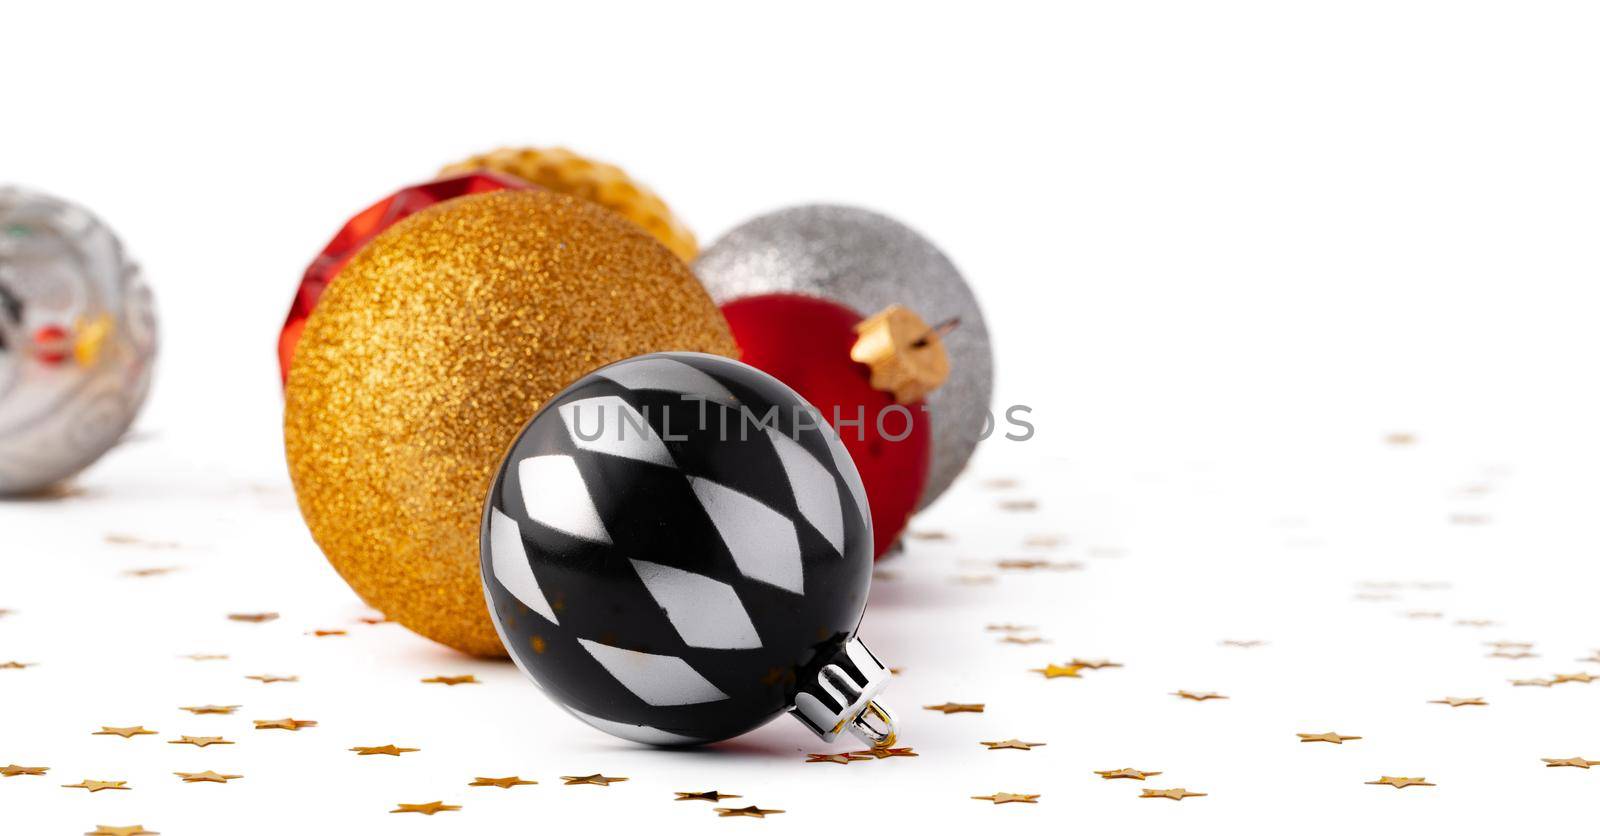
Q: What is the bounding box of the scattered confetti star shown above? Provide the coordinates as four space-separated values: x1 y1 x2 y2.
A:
391 802 460 815
227 613 278 623
1 764 48 777
908 530 950 540
174 771 241 784
253 718 316 731
1485 641 1535 650
1511 678 1555 687
716 806 784 818
63 779 129 793
850 748 918 759
168 736 233 748
0 661 36 669
358 616 389 625
1298 732 1362 744
1030 663 1084 679
561 774 627 786
1454 619 1496 627
1543 757 1598 769
1000 636 1048 645
1487 650 1538 660
470 776 536 788
953 574 997 585
999 499 1039 511
122 567 179 578
981 739 1046 751
244 674 297 684
351 745 419 757
1172 690 1228 702
1575 652 1600 664
1385 432 1416 445
1023 534 1062 548
1366 776 1434 789
996 558 1053 570
1219 640 1266 648
1070 658 1123 669
1404 611 1444 619
85 826 157 836
1428 696 1487 707
805 753 871 765
1553 672 1597 684
421 675 479 686
676 790 739 802
307 629 346 637
1140 788 1207 800
179 705 239 715
1096 768 1161 780
925 702 985 714
94 726 156 739
986 624 1035 633
971 792 1039 804
180 654 227 661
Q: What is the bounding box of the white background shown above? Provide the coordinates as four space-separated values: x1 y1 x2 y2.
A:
3 2 1600 833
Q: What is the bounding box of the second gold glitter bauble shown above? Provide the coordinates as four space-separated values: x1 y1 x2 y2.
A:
284 190 737 656
440 146 699 262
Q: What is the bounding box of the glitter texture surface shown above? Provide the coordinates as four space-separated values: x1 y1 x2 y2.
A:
694 205 992 510
440 147 699 262
284 191 736 656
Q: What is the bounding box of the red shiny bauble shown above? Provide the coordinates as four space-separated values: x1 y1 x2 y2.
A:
277 171 533 384
720 293 931 559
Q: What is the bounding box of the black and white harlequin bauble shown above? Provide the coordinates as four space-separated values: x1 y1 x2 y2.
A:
481 352 896 746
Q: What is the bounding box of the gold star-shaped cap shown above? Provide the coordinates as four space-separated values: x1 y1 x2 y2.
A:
849 304 952 404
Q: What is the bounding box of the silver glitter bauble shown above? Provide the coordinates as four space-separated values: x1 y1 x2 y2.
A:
694 205 992 509
0 187 157 495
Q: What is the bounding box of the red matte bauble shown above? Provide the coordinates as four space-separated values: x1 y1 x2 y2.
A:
277 171 533 384
720 293 931 558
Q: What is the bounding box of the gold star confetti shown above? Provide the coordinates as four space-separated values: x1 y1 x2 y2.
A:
983 477 1020 489
971 792 1039 804
1096 768 1161 780
1553 672 1597 684
1485 641 1534 650
1450 514 1490 526
351 745 418 757
1000 636 1048 645
1070 658 1123 669
122 567 179 578
1511 678 1554 687
850 747 918 759
981 739 1046 750
1298 732 1362 744
1023 534 1062 548
1172 690 1228 702
244 673 297 684
1140 788 1207 800
174 771 241 784
1366 776 1435 789
168 736 233 748
1 764 48 777
94 726 156 739
358 616 389 625
1404 611 1444 619
307 629 346 637
1454 618 1496 627
1543 757 1598 769
1031 663 1084 679
0 609 10 618
1487 650 1538 660
85 826 157 836
677 790 739 801
254 718 316 731
1385 432 1416 445
63 779 129 793
805 753 871 765
953 574 997 585
925 702 985 714
0 661 36 669
907 529 950 540
227 612 278 623
716 806 784 818
1575 652 1600 664
1219 640 1266 648
561 774 627 786
391 802 460 815
179 654 227 661
422 675 479 686
179 705 239 715
999 499 1039 512
986 624 1035 633
1429 696 1487 707
470 776 536 788
995 558 1081 571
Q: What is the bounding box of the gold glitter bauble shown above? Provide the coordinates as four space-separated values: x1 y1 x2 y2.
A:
439 147 699 262
284 190 737 656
